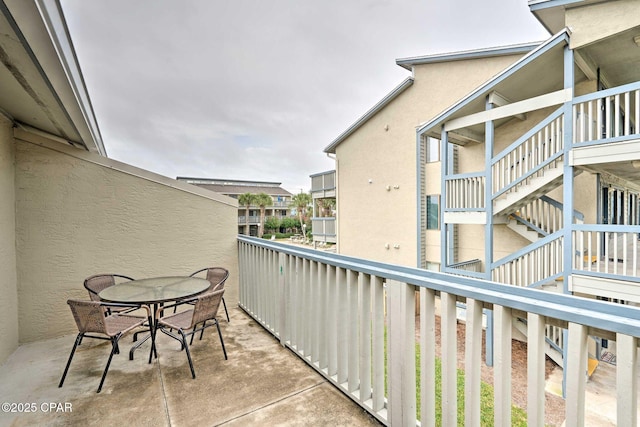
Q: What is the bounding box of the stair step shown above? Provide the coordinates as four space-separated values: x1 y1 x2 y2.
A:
587 357 599 377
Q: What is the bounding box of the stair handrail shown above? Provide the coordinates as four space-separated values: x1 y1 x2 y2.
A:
539 195 584 222
491 107 564 199
510 195 585 237
492 230 563 270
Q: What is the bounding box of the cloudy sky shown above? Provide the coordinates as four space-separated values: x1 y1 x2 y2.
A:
60 0 549 194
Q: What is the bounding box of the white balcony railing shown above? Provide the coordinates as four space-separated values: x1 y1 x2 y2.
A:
573 82 640 145
573 225 640 279
238 236 640 426
444 172 485 211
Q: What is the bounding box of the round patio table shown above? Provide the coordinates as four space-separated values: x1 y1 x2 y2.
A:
99 276 210 360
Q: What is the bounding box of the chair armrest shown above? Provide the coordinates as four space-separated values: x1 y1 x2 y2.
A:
155 297 199 318
100 302 151 317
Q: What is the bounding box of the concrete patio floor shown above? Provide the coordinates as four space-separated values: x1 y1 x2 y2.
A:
0 306 381 426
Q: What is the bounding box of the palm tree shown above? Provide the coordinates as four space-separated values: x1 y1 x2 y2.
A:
254 193 273 238
238 193 255 235
290 192 312 239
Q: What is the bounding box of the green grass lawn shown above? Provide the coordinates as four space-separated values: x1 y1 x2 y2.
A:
415 348 528 426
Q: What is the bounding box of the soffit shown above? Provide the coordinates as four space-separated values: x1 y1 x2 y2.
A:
0 1 103 154
577 26 640 88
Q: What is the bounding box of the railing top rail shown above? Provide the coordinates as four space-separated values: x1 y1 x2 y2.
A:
444 171 485 180
447 258 482 267
492 152 563 200
238 235 640 336
491 229 563 267
574 224 640 232
572 80 640 104
539 195 585 221
491 106 564 166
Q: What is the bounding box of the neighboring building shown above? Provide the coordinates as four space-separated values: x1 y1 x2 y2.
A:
177 177 293 236
326 0 640 369
310 170 336 244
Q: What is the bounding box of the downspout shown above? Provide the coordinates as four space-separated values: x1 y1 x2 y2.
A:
327 153 338 252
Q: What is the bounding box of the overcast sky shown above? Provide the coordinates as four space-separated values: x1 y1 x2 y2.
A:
60 0 550 194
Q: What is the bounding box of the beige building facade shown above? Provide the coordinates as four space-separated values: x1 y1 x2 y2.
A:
326 45 539 267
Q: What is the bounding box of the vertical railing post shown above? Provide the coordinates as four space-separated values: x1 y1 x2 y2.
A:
358 273 372 403
420 286 436 427
371 276 385 414
347 269 359 393
278 252 287 345
494 305 512 427
464 298 483 427
387 279 416 427
441 291 457 426
527 312 546 426
336 267 348 385
616 333 638 427
327 264 338 378
565 322 587 427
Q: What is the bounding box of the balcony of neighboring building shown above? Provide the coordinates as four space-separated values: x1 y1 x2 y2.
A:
311 170 336 199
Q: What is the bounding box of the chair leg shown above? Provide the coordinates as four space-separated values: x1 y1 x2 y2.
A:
179 330 196 379
222 297 230 322
215 321 227 360
58 333 83 388
97 335 120 393
148 315 157 364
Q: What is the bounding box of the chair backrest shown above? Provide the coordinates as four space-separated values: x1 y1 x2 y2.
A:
191 289 225 328
67 299 107 334
190 267 229 292
84 274 134 301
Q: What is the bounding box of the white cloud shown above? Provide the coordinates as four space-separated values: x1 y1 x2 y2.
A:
61 0 549 193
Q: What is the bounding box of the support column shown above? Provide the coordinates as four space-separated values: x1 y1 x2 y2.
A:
440 127 449 267
562 43 575 397
485 96 495 367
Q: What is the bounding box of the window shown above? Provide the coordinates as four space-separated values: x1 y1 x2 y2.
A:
426 195 439 230
426 137 440 163
426 262 440 271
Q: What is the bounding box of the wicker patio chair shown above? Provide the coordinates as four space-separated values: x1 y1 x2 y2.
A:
84 274 135 315
189 267 230 321
58 299 153 393
156 289 227 379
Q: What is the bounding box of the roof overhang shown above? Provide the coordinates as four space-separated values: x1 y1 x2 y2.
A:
528 0 609 35
0 0 104 155
417 29 572 143
395 43 542 71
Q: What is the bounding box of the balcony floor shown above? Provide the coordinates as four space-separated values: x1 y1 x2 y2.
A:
0 307 381 426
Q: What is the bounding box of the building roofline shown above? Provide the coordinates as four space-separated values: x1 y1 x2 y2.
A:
395 42 542 71
176 177 284 186
324 77 414 153
309 170 335 178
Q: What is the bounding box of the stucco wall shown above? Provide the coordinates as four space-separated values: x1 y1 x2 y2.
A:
336 54 523 267
14 134 239 343
0 116 18 364
567 0 640 50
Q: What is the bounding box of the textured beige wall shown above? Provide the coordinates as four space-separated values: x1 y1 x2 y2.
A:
567 0 640 49
14 136 239 343
0 116 19 363
336 54 522 267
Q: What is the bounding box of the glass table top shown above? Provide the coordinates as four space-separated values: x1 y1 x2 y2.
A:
98 276 210 304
